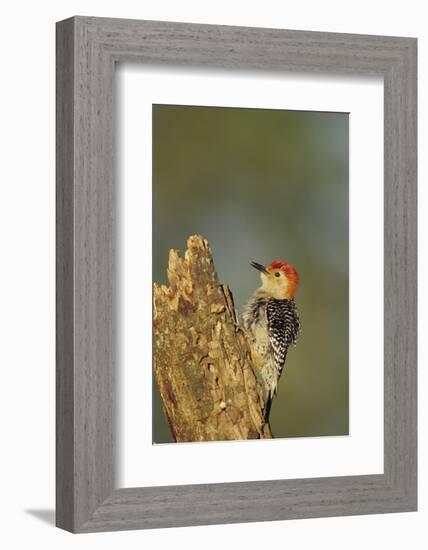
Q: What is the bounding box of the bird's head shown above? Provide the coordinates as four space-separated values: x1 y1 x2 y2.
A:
250 259 299 299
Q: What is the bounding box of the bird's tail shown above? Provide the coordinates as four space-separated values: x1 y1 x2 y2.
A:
264 393 273 423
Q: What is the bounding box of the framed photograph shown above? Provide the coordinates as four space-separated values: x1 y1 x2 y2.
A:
56 16 417 532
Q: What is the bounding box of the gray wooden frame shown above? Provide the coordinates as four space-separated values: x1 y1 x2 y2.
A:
56 16 417 533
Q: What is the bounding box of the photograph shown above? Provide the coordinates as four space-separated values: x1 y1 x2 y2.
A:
152 103 349 443
0 2 418 542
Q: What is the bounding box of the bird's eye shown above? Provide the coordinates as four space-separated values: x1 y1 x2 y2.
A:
275 272 281 277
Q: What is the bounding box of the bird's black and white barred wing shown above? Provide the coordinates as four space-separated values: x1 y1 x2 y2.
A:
266 299 300 373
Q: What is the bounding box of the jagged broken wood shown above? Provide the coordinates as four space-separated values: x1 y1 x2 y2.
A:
153 235 272 442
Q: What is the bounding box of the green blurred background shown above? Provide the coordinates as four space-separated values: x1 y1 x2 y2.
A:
152 104 349 442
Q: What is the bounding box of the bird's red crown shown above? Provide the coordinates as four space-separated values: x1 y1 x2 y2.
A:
267 260 299 299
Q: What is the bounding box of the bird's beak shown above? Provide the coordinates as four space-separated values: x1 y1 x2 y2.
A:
250 261 270 275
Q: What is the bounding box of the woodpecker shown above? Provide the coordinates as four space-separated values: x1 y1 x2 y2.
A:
242 259 300 420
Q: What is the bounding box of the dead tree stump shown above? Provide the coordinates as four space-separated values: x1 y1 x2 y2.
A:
153 235 272 442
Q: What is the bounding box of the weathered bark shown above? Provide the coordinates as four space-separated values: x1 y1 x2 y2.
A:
153 235 272 442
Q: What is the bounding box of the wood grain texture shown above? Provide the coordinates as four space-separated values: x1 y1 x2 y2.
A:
56 18 75 532
153 235 271 442
56 16 417 532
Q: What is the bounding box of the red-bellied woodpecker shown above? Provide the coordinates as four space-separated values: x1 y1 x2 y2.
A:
242 260 300 420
